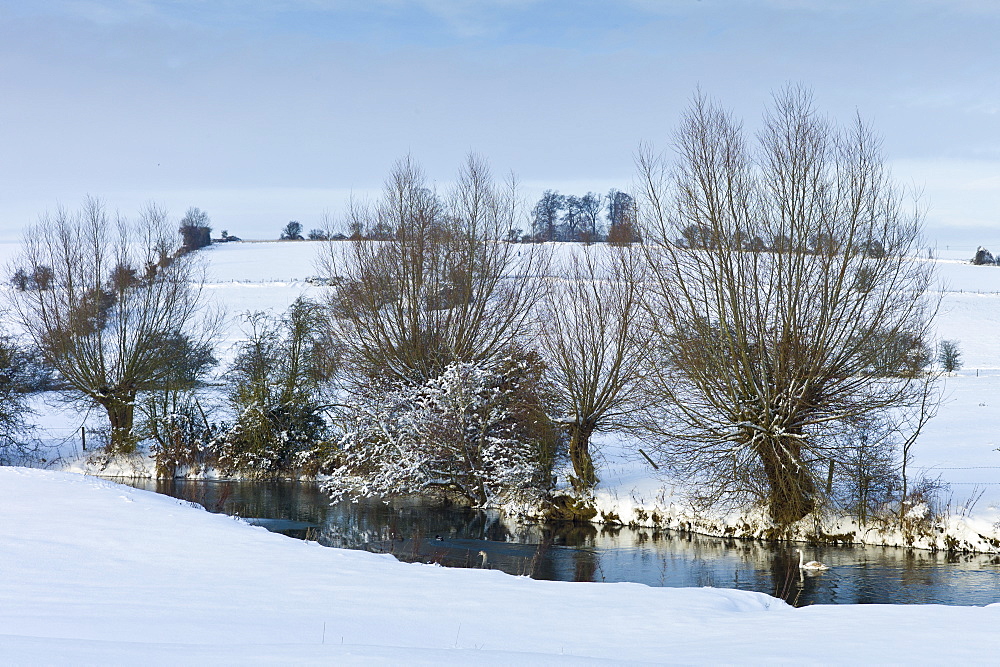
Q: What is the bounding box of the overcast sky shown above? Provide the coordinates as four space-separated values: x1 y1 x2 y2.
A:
0 0 997 246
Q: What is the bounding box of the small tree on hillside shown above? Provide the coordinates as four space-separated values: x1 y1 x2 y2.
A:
179 207 212 252
972 247 996 266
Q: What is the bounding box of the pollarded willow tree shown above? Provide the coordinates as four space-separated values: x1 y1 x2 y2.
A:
539 245 647 490
11 197 213 454
638 87 938 526
320 154 548 385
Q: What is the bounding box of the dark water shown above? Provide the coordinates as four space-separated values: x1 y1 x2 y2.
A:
123 478 1000 607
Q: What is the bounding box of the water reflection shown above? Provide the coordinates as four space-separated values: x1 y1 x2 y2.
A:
123 478 1000 607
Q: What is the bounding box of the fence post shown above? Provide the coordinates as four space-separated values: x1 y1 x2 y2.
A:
81 426 86 452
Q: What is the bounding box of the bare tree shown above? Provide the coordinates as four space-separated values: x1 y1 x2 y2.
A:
532 190 564 242
637 87 939 525
606 190 635 228
578 192 604 242
320 154 549 386
606 190 639 246
562 195 583 241
11 198 214 454
539 245 646 490
281 221 304 240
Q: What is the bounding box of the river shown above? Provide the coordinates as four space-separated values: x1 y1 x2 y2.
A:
123 478 1000 607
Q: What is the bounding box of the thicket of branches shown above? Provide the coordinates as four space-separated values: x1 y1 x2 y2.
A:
0 330 46 465
216 300 337 477
147 298 338 478
320 154 548 386
324 357 560 506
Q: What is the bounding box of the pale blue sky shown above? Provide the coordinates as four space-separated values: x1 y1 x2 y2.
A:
0 0 997 245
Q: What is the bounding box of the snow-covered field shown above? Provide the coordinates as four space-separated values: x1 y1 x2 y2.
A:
7 240 1000 661
4 466 1000 663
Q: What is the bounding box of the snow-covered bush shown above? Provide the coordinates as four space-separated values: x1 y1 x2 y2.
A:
323 357 561 507
144 392 219 477
213 403 328 478
145 398 331 479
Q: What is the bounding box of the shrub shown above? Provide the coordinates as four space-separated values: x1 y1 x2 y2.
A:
973 246 996 266
217 300 336 478
0 333 38 464
324 356 561 507
145 393 221 477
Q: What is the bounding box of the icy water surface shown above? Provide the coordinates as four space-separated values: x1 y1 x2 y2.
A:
124 478 1000 607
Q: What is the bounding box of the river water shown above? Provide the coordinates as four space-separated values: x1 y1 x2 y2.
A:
124 478 1000 607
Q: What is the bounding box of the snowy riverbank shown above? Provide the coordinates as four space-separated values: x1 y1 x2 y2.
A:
4 466 1000 664
9 241 1000 551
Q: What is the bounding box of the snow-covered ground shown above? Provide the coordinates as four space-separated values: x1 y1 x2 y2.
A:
4 466 1000 664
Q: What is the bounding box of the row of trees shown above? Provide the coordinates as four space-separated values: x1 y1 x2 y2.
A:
530 189 638 244
2 87 942 528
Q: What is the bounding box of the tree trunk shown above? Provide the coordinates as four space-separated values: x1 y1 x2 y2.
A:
99 394 137 455
757 435 815 525
568 421 598 491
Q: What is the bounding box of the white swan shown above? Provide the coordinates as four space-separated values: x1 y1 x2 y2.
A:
796 548 829 571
